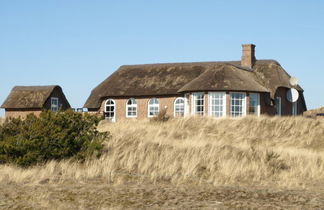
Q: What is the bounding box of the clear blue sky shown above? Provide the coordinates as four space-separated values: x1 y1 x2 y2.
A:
1 0 323 116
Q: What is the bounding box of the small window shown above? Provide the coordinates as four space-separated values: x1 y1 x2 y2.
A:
174 97 185 117
292 101 297 116
230 92 246 117
126 98 137 118
192 93 204 115
105 99 116 122
275 97 281 116
249 93 260 116
51 97 59 112
148 98 159 117
208 92 226 117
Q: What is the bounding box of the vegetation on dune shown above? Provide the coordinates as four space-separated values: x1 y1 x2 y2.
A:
304 106 324 117
0 115 324 188
0 110 108 167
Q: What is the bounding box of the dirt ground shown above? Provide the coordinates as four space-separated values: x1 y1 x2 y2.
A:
1 179 324 210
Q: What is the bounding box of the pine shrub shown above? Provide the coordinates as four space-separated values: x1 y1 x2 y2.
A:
0 110 108 167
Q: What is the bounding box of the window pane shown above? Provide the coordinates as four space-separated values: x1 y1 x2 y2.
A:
193 93 204 115
148 98 159 116
127 98 137 117
174 98 185 116
209 92 225 117
230 93 245 117
249 93 259 115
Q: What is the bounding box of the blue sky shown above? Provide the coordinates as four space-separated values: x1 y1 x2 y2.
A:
1 1 323 116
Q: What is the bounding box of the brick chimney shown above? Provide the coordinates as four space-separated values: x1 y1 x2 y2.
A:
241 44 256 69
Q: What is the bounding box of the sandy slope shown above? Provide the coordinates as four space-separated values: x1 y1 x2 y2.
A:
1 116 324 209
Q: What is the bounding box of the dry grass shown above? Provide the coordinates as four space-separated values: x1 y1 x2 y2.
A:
304 106 324 117
1 115 324 189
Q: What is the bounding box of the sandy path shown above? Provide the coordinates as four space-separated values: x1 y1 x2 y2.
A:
1 180 324 209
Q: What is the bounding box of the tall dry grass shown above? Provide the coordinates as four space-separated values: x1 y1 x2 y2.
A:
0 116 324 188
304 106 324 117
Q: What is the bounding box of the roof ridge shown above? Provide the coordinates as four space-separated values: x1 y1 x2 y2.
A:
119 59 279 68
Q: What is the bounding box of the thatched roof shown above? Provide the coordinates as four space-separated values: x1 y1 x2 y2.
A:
1 86 67 109
84 60 303 109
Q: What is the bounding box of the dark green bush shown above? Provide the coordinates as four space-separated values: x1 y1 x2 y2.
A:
0 110 109 167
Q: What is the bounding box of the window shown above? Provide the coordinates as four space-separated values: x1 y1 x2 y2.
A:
275 97 281 116
208 92 226 117
292 101 297 116
126 98 137 118
51 97 59 112
230 92 246 117
105 99 115 122
249 93 260 116
192 93 204 115
174 97 185 117
148 98 159 117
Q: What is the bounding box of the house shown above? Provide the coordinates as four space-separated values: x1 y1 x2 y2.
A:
1 85 71 118
84 44 307 122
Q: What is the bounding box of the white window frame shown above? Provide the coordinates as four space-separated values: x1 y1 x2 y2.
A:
208 92 226 117
148 98 159 117
126 98 137 118
249 93 260 116
174 97 185 117
192 92 204 116
105 99 116 122
184 94 190 116
292 101 297 116
51 97 59 112
230 92 246 117
276 97 282 116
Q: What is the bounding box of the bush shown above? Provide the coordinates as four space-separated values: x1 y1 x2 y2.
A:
0 110 109 167
151 108 170 122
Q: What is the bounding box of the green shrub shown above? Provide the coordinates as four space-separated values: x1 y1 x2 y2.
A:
0 110 109 167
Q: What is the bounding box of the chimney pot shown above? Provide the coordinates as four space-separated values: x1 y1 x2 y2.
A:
241 44 256 69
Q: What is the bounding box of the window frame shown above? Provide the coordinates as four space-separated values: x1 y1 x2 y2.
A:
230 92 246 117
105 99 116 122
51 97 59 112
208 92 226 117
126 98 137 118
275 97 282 116
249 93 260 116
192 92 205 116
174 97 185 117
292 101 297 116
147 98 159 117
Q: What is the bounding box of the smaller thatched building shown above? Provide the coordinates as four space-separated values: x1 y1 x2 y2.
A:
1 85 71 118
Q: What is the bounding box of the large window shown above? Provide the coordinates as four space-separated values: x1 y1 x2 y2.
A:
249 93 260 116
275 97 281 116
174 97 185 117
105 99 115 122
292 101 297 116
208 92 226 117
126 98 137 118
51 97 59 112
230 92 246 117
148 98 159 117
192 93 204 115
